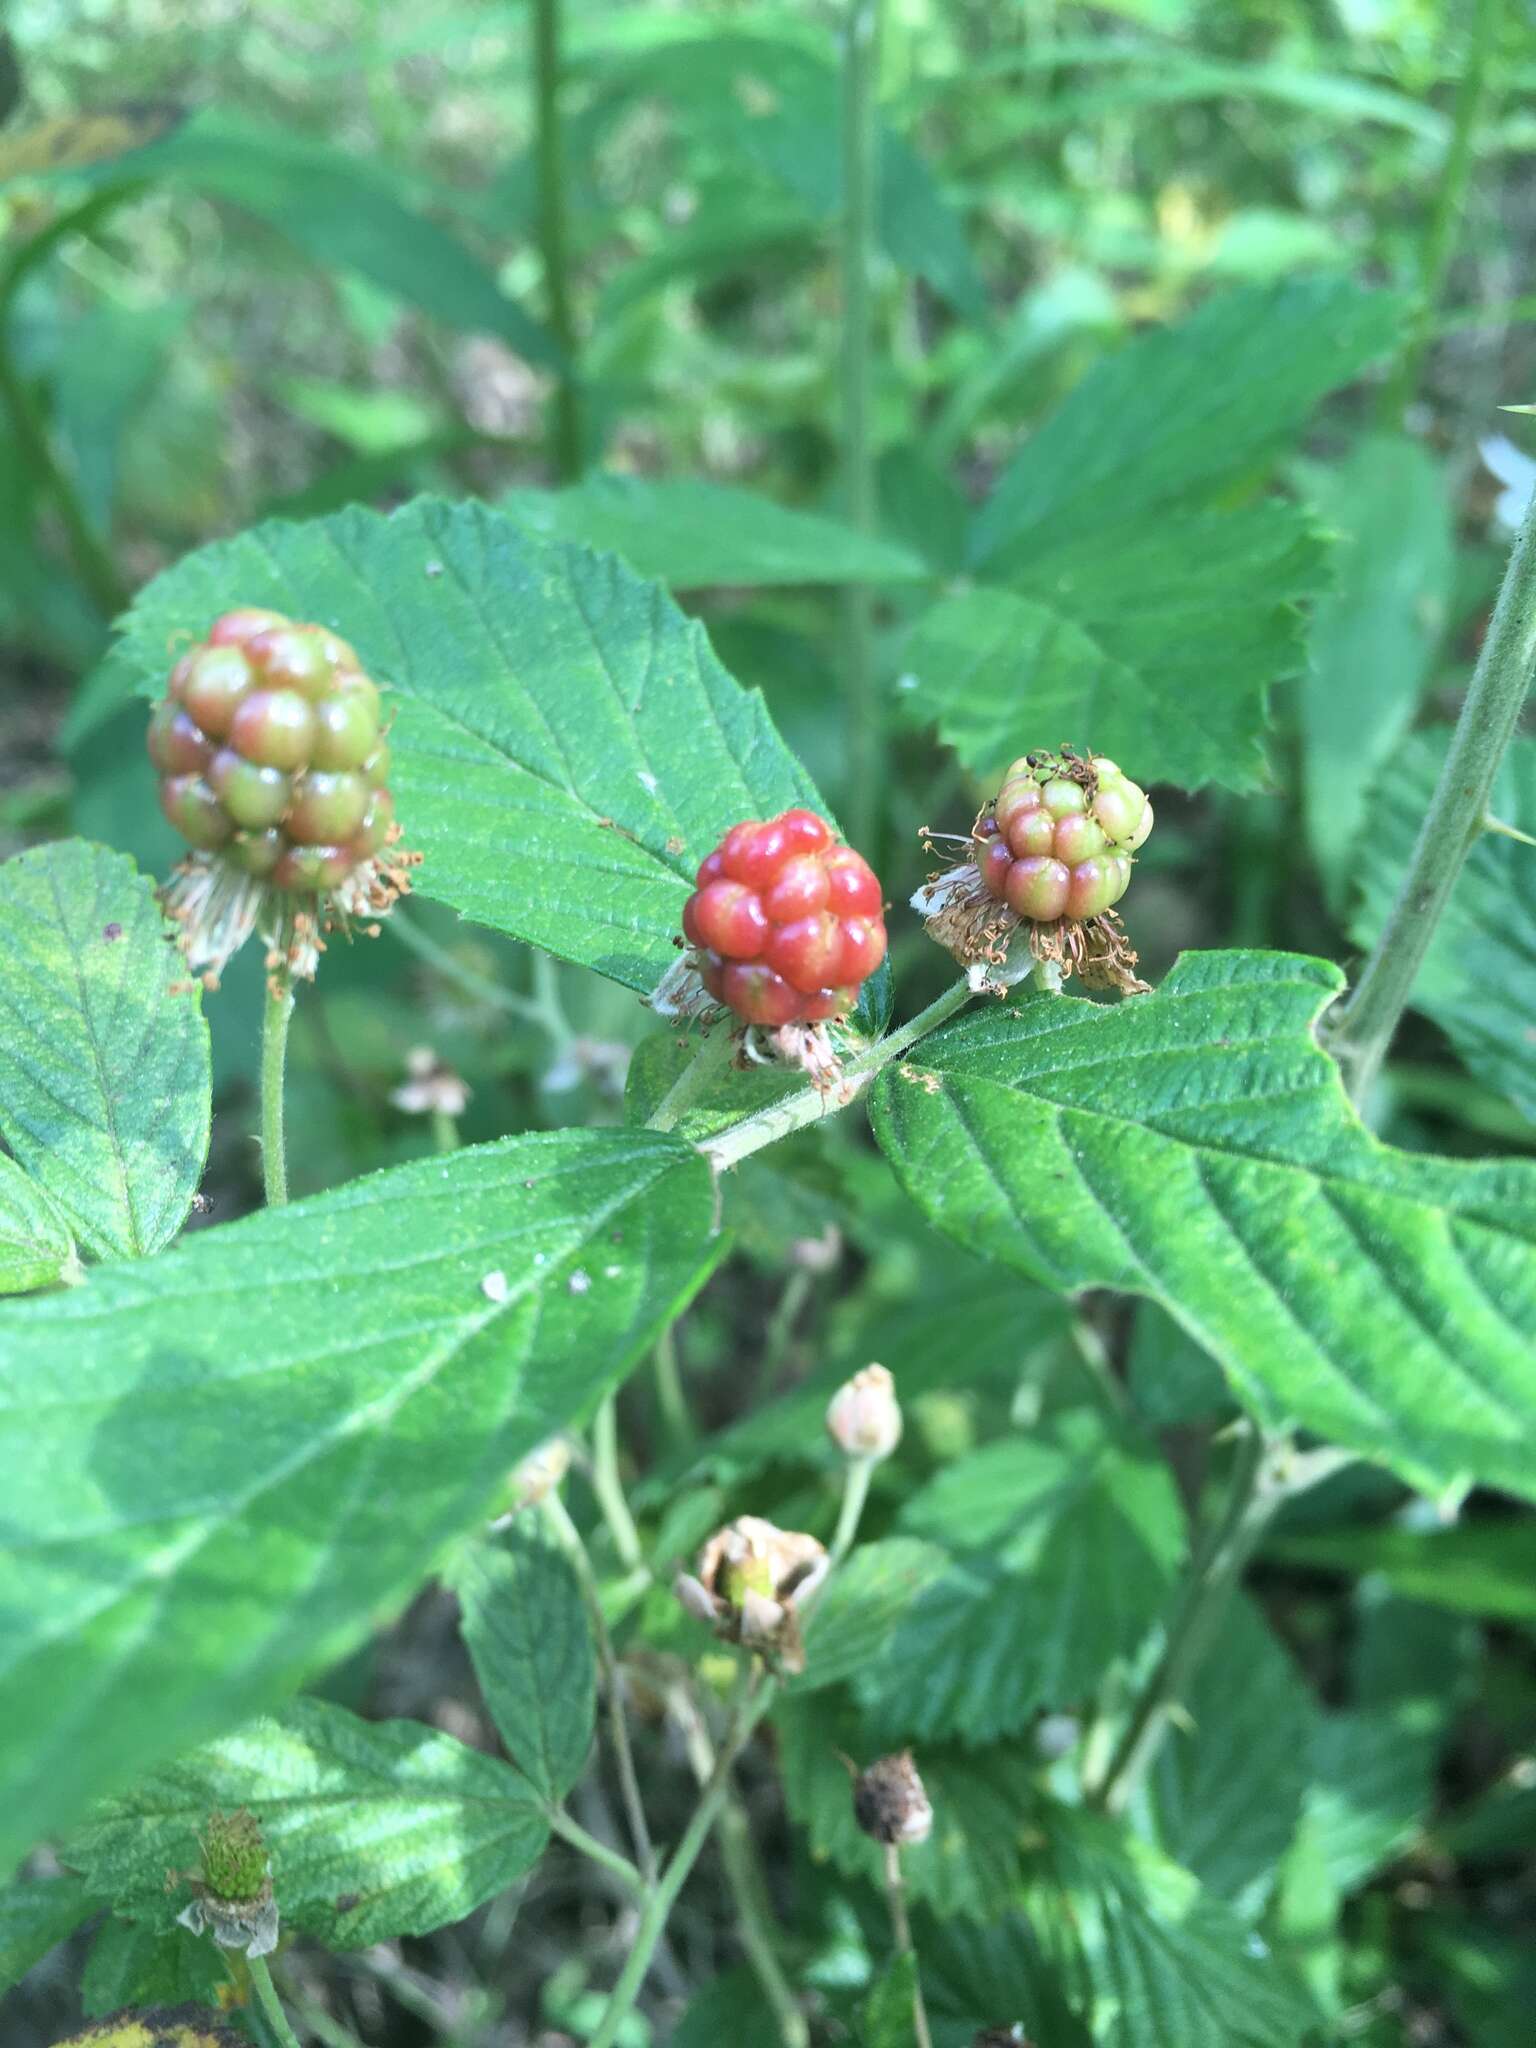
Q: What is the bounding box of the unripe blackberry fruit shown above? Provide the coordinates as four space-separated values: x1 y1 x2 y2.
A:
152 609 417 985
977 752 1151 924
681 808 886 1028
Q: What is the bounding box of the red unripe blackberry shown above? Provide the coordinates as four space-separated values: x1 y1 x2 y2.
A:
976 752 1152 925
150 609 397 898
683 809 885 1027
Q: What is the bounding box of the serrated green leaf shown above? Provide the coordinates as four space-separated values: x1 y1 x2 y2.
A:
0 1872 91 1995
452 1528 596 1806
0 1153 78 1296
67 1696 548 1949
0 1127 720 1871
917 1912 1093 2047
905 501 1325 793
850 1413 1183 1743
79 1916 224 2019
971 279 1403 573
1351 731 1536 1122
794 1538 954 1695
861 1951 920 2048
1300 436 1453 905
4 106 554 366
1151 1597 1315 1908
503 476 928 589
777 1692 1038 1920
669 1966 790 2048
870 950 1536 1502
81 496 825 995
1030 1808 1319 2048
0 840 210 1262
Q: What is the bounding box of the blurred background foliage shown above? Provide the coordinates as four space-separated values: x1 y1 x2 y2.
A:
3 1 1536 2043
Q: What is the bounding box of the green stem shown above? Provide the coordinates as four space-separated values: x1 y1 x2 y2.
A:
839 0 884 854
703 977 975 1172
652 1322 695 1450
429 1107 460 1154
1379 0 1502 425
882 1842 934 2048
542 1490 657 1883
533 0 581 478
1328 485 1536 1102
248 1954 305 2048
591 1394 645 1572
645 1024 736 1133
675 1684 808 2048
588 1669 777 2048
829 1456 874 1567
546 1806 646 1895
260 981 294 1207
0 329 127 616
387 910 546 1022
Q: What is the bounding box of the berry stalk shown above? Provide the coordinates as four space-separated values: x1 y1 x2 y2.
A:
247 1953 304 2048
260 980 293 1208
1329 482 1536 1102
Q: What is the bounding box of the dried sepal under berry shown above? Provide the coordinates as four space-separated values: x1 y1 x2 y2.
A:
917 748 1153 998
169 1806 278 1957
151 608 420 988
654 807 887 1096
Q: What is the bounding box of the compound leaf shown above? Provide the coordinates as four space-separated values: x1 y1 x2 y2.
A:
0 840 209 1262
871 950 1536 1501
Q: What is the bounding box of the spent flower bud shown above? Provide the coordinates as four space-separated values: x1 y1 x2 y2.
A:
504 1436 572 1514
172 1807 278 1956
826 1363 902 1462
675 1514 828 1674
852 1751 933 1848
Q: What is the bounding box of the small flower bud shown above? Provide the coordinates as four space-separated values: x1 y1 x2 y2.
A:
390 1045 471 1117
505 1436 571 1513
852 1751 933 1848
676 1515 828 1673
826 1363 902 1462
172 1807 278 1956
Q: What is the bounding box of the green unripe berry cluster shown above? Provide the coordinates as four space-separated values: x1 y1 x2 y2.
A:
974 752 1153 923
149 607 396 893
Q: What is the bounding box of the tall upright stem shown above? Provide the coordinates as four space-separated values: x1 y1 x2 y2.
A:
1329 487 1536 1102
260 981 294 1207
1380 0 1502 425
839 0 883 853
882 1843 934 2048
533 0 581 480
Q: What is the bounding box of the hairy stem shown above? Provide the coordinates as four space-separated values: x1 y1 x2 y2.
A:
1380 0 1503 424
882 1842 934 2048
248 1953 305 2048
674 1685 808 2048
829 1455 874 1567
1328 485 1536 1102
533 0 581 478
703 977 975 1171
260 981 294 1207
546 1807 646 1896
542 1490 657 1883
645 1023 737 1132
588 1668 778 2048
839 0 883 853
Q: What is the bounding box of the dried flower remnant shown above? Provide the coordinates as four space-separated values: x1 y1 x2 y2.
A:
169 1807 279 1957
149 608 420 989
674 1514 829 1674
390 1045 471 1117
917 749 1153 997
852 1751 933 1848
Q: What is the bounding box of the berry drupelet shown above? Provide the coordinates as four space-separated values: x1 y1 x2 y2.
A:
681 807 886 1028
150 608 418 987
917 749 1153 996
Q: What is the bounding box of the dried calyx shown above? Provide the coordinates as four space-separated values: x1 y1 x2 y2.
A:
150 607 420 990
851 1750 933 1847
170 1806 278 1957
674 1515 828 1674
916 749 1153 997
